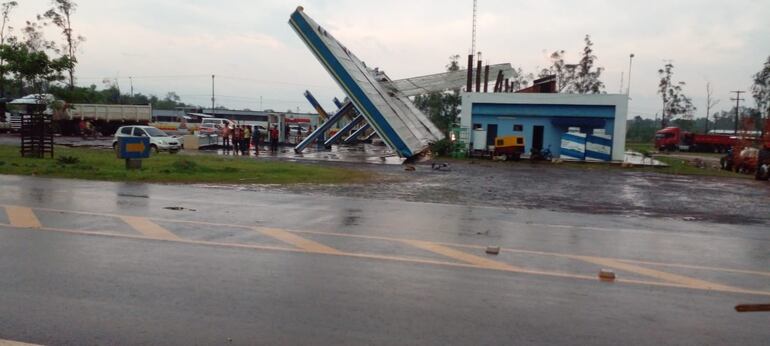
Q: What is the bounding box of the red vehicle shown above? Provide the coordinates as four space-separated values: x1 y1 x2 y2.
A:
654 127 737 152
756 121 770 181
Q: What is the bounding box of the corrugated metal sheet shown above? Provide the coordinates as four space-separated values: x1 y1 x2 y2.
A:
390 64 514 97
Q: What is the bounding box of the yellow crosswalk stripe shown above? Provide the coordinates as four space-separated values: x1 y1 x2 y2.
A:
0 339 43 346
4 206 42 229
260 228 341 254
120 216 181 241
403 240 521 271
574 255 741 291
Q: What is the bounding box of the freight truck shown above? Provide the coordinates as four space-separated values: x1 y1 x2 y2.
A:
7 94 152 136
654 127 737 152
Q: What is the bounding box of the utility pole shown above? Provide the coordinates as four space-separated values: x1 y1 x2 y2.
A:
260 96 263 111
705 82 719 134
619 72 624 94
211 74 216 117
730 90 745 134
129 76 134 99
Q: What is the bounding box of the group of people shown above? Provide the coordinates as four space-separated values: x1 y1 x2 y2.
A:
221 124 282 156
78 119 97 139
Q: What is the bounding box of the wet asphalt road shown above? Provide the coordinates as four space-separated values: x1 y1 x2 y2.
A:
1 175 769 345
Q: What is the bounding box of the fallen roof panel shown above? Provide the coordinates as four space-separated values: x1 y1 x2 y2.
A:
390 63 514 97
289 7 444 158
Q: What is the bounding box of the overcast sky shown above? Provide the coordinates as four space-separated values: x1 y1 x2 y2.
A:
11 0 770 118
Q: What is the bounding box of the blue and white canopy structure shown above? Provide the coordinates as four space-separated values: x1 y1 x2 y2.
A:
289 6 446 158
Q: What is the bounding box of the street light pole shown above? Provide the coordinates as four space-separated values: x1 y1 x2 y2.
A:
627 53 635 96
211 74 216 117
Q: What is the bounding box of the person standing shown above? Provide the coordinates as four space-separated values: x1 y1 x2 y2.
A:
233 125 243 155
269 125 279 153
242 125 251 156
252 126 261 156
222 125 231 151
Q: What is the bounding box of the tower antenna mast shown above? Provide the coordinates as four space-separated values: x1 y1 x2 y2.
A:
471 0 478 57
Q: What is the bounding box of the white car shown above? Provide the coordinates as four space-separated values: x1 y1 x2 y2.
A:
113 125 181 154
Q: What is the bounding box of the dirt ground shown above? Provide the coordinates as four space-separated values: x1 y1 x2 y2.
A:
244 159 770 226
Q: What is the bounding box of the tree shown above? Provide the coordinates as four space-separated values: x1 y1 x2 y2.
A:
539 35 604 94
571 35 605 94
539 50 575 92
0 1 17 97
0 43 70 95
658 62 695 128
44 0 84 91
752 56 770 118
705 82 719 133
413 55 462 135
508 67 532 91
21 19 57 53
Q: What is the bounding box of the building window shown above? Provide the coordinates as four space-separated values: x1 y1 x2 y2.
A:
513 124 523 132
473 123 482 130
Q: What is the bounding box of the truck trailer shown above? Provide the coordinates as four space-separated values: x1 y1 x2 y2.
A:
655 127 737 152
7 94 151 136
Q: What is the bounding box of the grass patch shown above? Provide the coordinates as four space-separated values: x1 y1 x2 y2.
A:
649 156 748 179
0 145 372 184
626 142 654 154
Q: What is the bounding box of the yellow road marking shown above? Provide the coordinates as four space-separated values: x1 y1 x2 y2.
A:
120 216 180 241
4 206 41 228
260 227 341 254
0 339 43 346
573 255 740 292
4 205 770 296
403 240 521 271
616 259 770 278
17 205 770 279
1 221 770 297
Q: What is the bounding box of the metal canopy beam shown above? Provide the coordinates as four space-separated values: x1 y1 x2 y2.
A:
294 101 356 153
344 123 372 144
324 114 364 146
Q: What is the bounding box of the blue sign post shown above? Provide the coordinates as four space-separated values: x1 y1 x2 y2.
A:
117 137 151 169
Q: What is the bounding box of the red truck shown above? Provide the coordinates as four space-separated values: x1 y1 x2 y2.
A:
654 127 737 152
756 121 770 181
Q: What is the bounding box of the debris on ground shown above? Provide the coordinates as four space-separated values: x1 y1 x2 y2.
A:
485 246 501 255
431 163 451 171
598 269 616 281
164 206 197 212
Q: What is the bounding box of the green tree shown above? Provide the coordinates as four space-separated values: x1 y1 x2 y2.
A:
44 0 83 91
571 35 605 94
539 50 575 92
0 1 17 97
0 43 70 94
658 62 695 128
413 55 461 135
539 35 604 94
752 56 770 118
626 116 658 142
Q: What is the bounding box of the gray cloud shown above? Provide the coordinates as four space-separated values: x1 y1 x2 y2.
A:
9 0 769 117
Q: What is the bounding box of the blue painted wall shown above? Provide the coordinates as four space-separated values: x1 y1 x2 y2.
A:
470 103 616 157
